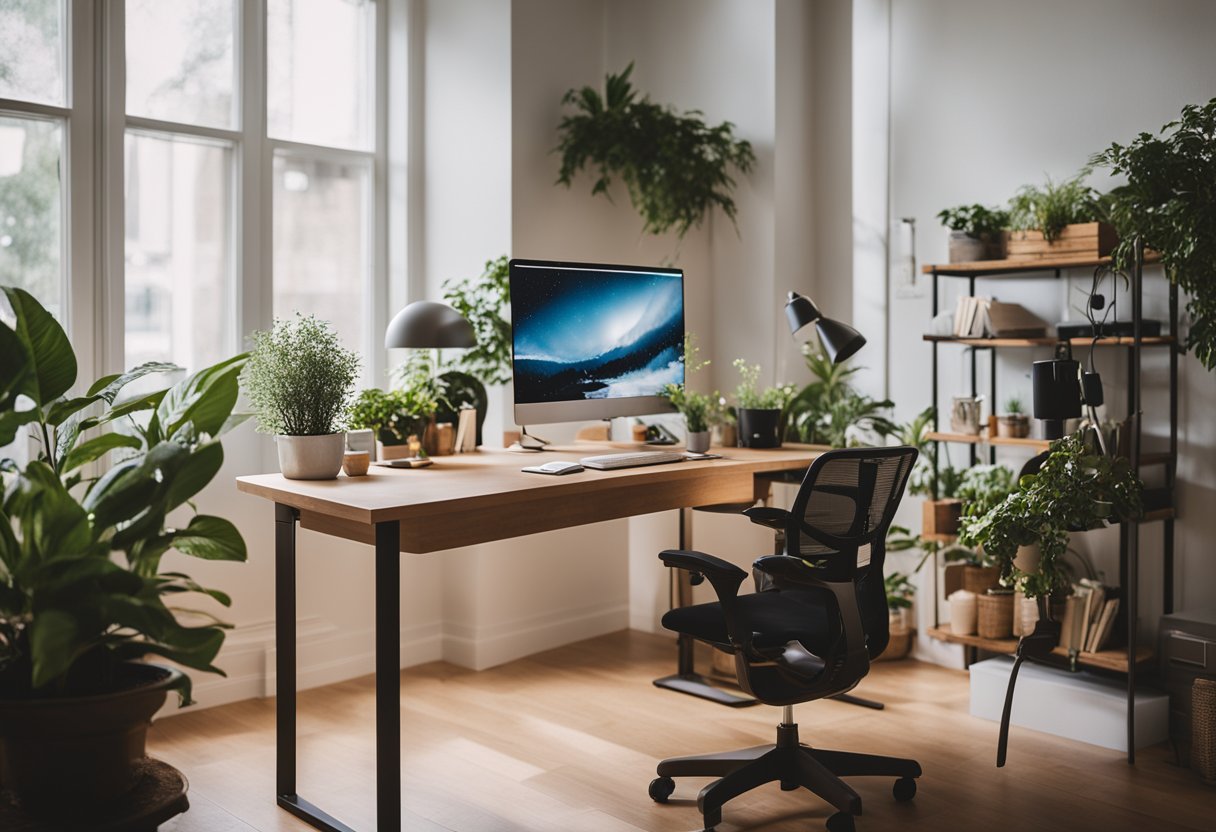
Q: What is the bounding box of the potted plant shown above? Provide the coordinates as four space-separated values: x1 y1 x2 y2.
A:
996 395 1031 438
661 334 718 453
241 314 360 480
1005 173 1112 261
555 62 755 239
391 351 451 457
959 431 1142 599
0 288 247 816
732 360 795 449
348 387 434 461
783 343 896 447
896 407 964 536
936 203 1009 262
1092 97 1216 370
876 570 916 662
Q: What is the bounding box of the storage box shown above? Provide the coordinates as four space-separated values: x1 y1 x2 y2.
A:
969 656 1168 752
1004 222 1117 262
923 499 962 536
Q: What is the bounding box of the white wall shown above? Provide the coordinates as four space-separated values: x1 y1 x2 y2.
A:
878 0 1216 658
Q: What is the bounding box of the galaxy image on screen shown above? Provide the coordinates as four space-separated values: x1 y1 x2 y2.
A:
511 266 684 404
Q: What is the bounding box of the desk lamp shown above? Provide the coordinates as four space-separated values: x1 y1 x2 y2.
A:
784 291 866 363
383 300 476 466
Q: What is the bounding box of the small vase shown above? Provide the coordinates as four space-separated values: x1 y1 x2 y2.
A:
276 433 345 480
686 429 711 454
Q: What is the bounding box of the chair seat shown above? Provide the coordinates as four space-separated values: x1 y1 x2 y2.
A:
661 588 838 656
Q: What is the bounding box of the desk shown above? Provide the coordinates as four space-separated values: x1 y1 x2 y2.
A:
237 442 821 832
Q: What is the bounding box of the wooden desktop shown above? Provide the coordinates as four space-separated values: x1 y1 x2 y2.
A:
236 442 823 832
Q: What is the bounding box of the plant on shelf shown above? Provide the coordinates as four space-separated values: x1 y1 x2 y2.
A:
959 431 1142 598
1007 173 1102 243
732 359 795 449
956 464 1017 521
555 62 756 240
241 314 360 480
661 334 720 453
1091 97 1216 369
996 394 1030 438
936 203 1009 261
0 287 247 811
784 343 896 448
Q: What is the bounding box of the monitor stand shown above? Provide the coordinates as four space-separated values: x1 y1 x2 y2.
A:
508 426 550 453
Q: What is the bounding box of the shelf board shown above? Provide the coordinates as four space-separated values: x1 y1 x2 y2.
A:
922 252 1160 277
925 626 1153 672
925 433 1174 467
924 335 1175 348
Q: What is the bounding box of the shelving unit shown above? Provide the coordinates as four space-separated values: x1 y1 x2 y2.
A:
923 251 1178 763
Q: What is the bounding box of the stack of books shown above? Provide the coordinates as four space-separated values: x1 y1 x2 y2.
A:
1059 578 1121 654
952 296 1049 338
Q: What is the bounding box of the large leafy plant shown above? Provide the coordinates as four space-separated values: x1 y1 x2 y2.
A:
555 63 756 239
1092 97 1216 369
240 314 360 436
958 432 1141 598
784 344 896 447
0 288 247 703
442 255 512 385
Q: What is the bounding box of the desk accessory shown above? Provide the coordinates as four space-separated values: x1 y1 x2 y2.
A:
342 451 370 477
522 461 584 475
375 457 433 469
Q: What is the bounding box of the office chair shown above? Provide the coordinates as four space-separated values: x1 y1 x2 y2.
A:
648 447 922 832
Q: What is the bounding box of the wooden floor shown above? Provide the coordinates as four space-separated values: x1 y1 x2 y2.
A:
151 630 1214 832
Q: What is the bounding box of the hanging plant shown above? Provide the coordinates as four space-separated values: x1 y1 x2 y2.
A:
554 62 756 239
1091 97 1216 369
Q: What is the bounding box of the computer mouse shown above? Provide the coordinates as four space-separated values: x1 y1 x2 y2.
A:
527 461 584 475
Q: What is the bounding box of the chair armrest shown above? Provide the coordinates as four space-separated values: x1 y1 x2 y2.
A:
753 554 830 585
659 549 747 595
743 506 788 530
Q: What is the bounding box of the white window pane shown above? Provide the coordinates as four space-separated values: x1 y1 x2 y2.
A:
126 0 237 129
0 115 63 317
273 153 369 359
0 0 66 106
125 132 233 371
267 0 375 151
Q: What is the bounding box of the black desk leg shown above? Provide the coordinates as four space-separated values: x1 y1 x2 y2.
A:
375 520 402 831
273 504 403 832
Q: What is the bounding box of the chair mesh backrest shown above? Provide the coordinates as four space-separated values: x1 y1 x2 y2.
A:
790 448 917 573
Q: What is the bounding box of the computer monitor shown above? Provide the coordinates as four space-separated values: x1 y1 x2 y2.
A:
509 258 684 425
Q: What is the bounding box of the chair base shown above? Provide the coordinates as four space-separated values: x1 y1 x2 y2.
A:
652 721 920 831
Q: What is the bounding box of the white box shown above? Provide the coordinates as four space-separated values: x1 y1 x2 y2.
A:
969 656 1168 752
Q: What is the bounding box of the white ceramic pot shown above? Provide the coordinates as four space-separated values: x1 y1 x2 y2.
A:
948 589 978 636
276 433 346 480
686 430 711 454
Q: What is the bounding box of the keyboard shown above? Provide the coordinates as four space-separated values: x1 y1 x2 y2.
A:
578 451 686 470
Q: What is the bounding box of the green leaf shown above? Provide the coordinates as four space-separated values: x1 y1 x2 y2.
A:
2 287 77 407
86 361 180 401
29 608 80 689
165 442 224 512
0 407 39 449
172 515 246 562
61 431 143 473
156 354 246 440
0 321 33 412
46 395 100 427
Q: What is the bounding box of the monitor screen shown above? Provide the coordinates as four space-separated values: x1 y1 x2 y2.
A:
509 259 684 425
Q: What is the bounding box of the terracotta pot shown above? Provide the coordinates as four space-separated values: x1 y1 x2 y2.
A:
0 663 181 812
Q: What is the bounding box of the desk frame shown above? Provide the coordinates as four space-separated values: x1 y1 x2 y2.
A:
242 445 824 831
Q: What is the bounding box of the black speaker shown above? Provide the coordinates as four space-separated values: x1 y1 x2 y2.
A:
1032 359 1081 439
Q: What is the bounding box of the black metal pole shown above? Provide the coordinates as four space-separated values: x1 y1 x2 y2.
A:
1165 281 1179 615
376 520 403 831
1127 237 1144 764
969 275 978 466
275 504 298 801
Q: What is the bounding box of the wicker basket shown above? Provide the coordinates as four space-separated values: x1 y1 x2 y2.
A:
874 625 913 662
977 591 1014 639
1193 678 1216 783
963 565 1001 595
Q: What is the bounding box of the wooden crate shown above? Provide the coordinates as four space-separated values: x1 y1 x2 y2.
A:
923 498 962 537
1004 222 1118 262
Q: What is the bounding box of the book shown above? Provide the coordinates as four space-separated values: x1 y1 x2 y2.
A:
986 301 1049 338
1059 594 1085 652
454 407 478 453
1089 598 1120 653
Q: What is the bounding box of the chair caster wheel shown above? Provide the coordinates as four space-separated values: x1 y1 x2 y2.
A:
648 776 675 803
826 811 856 832
893 776 917 802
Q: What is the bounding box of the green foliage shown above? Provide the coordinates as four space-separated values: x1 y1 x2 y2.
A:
1092 98 1216 369
240 314 360 436
732 359 795 412
347 388 430 446
555 62 756 239
0 287 247 703
662 334 720 433
784 344 896 448
1007 173 1102 242
936 204 1009 238
442 256 512 385
956 464 1016 520
958 432 1142 598
884 570 916 611
1003 395 1024 415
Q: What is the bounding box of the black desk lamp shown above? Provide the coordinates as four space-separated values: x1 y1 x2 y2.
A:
784 291 866 363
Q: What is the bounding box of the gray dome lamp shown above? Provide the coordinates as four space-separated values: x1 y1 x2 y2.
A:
384 300 476 349
784 291 866 364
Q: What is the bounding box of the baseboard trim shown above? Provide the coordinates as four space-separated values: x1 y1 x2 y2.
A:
442 601 629 671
